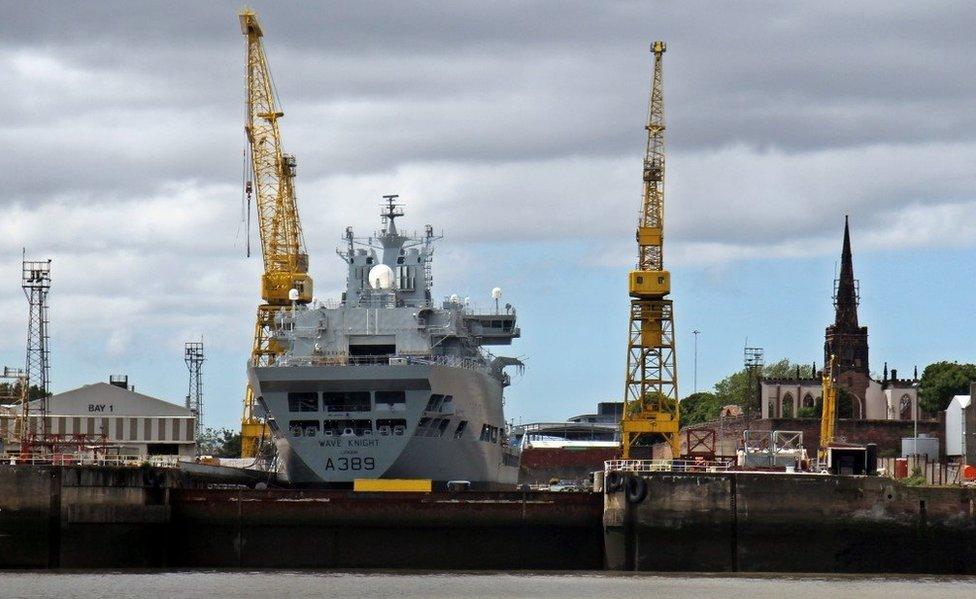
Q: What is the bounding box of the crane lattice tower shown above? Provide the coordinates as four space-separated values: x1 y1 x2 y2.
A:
22 253 52 441
184 341 205 445
620 41 680 459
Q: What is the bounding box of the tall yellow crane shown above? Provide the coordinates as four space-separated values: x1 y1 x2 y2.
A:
819 355 838 463
239 9 313 457
620 41 680 459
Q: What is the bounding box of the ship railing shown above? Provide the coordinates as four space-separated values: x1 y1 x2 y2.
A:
276 353 489 372
605 458 735 474
1 452 181 468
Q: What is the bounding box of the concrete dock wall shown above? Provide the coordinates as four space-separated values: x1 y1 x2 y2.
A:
605 472 976 574
0 465 180 568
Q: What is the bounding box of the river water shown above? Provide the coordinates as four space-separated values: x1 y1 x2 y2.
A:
2 571 976 599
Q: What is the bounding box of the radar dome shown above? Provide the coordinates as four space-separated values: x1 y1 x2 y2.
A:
368 264 396 290
491 287 502 300
288 288 300 301
449 294 460 304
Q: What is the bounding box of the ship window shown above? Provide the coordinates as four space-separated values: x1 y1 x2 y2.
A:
350 344 396 357
425 394 444 412
377 418 406 436
324 419 372 436
419 418 449 438
454 421 467 439
323 391 370 412
288 392 319 412
479 424 491 442
289 420 320 438
376 391 406 410
490 426 498 443
441 395 454 414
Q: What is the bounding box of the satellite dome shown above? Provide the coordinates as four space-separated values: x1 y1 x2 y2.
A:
491 287 502 300
368 264 396 290
449 294 460 304
288 288 300 301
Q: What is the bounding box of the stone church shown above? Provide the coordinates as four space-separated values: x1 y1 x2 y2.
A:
761 217 919 421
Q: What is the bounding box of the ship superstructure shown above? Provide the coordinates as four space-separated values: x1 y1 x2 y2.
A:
248 196 523 487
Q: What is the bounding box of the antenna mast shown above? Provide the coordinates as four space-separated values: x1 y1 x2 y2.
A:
22 251 52 442
184 341 205 448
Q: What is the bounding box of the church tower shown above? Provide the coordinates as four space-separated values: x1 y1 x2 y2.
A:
824 216 870 414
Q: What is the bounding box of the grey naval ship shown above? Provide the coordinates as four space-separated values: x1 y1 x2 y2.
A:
249 196 523 488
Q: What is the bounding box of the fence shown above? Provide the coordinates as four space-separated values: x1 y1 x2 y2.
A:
878 455 961 485
1 453 181 469
605 458 735 474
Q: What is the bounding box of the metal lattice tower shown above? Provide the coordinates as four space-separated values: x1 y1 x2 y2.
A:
744 346 764 413
184 341 205 443
621 41 680 459
22 253 51 439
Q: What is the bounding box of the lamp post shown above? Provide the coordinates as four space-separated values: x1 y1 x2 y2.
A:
912 381 919 458
692 329 701 395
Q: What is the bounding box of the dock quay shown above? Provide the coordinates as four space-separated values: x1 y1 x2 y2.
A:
4 463 976 572
0 464 602 569
604 469 976 574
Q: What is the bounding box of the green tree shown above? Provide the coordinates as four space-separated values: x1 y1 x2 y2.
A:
711 358 812 413
197 427 242 457
679 392 722 427
918 361 976 414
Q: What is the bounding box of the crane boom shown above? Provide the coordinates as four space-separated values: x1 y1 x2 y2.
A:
620 41 680 459
239 9 313 457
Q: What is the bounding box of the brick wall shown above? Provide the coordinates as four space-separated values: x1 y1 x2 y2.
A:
756 418 942 457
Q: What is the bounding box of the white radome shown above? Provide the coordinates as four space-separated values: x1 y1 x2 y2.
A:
491 287 503 300
368 264 396 290
288 288 300 301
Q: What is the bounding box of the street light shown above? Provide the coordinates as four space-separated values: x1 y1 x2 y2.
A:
912 380 919 459
692 329 701 395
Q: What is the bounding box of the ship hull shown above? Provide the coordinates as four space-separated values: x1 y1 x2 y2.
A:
249 363 519 488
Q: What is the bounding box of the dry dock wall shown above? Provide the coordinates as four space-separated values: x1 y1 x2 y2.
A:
0 465 178 568
0 465 603 569
169 489 603 569
605 472 976 574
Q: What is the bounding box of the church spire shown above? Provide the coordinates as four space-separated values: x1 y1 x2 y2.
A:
834 215 858 329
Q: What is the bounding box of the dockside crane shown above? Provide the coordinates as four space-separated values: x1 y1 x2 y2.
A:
239 9 313 457
818 355 838 463
620 41 680 459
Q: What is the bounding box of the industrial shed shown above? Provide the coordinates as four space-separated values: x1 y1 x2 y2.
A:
945 384 976 464
2 376 196 458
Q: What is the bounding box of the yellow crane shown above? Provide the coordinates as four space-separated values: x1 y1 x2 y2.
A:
620 41 680 459
239 9 313 457
818 354 838 463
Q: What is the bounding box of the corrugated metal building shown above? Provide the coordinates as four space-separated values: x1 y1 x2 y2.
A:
1 376 196 458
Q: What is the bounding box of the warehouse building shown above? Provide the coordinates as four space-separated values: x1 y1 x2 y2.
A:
1 375 196 458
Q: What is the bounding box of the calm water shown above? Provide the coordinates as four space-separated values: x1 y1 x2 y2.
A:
2 571 976 599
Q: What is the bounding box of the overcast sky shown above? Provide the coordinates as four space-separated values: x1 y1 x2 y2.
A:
2 1 974 427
